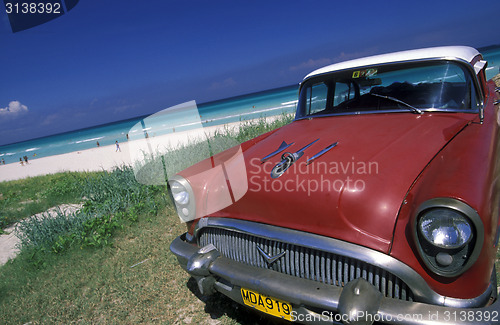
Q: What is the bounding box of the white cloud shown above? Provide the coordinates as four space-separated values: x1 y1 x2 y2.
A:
289 58 333 72
208 77 236 90
41 113 59 126
288 48 380 73
331 48 379 63
0 100 28 118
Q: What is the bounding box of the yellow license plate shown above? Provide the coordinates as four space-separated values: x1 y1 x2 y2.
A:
241 288 293 320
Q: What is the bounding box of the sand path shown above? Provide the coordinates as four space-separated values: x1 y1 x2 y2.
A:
0 204 82 266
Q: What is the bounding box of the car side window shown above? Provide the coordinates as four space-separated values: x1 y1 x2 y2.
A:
304 82 328 115
333 82 355 107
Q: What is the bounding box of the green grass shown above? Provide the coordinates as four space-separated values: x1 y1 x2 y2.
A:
12 166 166 264
0 171 98 229
0 203 286 324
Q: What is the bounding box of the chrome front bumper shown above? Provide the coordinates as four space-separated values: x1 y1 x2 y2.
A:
171 233 500 325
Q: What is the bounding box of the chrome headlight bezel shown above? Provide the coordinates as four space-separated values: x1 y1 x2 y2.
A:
168 175 196 223
413 198 484 277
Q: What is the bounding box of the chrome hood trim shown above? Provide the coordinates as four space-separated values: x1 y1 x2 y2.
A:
306 142 339 165
260 140 294 163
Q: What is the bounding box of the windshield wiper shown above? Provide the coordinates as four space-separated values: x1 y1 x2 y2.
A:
370 93 423 114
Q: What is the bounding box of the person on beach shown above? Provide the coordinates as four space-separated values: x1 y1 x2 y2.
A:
19 157 24 166
115 141 121 152
96 141 100 147
1 158 5 165
23 156 28 164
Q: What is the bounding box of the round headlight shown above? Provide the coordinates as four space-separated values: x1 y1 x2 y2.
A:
170 181 190 205
418 208 472 249
168 176 196 223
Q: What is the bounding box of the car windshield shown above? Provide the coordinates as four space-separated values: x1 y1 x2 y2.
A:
296 60 480 119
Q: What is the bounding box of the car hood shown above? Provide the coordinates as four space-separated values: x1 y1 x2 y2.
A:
181 112 474 253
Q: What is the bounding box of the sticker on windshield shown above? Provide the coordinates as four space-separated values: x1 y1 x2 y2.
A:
352 69 378 78
364 69 377 77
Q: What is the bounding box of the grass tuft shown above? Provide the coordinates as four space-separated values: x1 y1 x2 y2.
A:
0 171 97 229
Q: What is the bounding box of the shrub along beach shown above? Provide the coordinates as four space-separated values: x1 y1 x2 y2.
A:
0 116 293 324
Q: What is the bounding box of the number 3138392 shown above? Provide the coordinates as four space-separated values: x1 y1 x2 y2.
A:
5 2 62 14
443 311 498 322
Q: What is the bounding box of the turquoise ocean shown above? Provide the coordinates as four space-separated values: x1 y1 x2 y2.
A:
0 85 299 165
1 47 499 166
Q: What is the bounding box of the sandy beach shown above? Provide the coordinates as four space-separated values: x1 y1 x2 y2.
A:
0 143 133 182
0 118 279 183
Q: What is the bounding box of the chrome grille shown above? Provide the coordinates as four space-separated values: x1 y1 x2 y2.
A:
199 227 414 301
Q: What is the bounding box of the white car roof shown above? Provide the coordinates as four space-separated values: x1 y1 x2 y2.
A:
304 46 481 80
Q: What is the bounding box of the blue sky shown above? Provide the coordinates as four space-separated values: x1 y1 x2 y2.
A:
0 0 499 145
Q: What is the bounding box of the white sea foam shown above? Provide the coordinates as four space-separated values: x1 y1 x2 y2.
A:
25 147 40 152
75 136 104 144
196 104 295 126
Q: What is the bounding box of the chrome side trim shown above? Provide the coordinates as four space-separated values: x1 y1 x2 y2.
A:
193 217 492 308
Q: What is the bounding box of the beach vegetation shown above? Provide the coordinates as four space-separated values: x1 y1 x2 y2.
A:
16 165 166 260
0 171 97 229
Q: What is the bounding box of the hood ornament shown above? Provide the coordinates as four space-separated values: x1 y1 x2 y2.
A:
256 245 286 265
270 138 319 178
261 141 294 163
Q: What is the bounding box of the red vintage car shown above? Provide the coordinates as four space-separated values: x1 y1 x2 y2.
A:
170 46 500 324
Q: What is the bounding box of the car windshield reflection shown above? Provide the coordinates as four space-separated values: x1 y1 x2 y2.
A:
296 61 480 119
